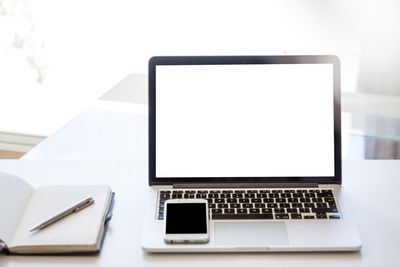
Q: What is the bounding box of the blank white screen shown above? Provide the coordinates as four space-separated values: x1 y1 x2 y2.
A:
156 64 334 177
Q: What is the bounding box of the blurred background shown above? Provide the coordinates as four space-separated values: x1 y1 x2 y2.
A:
1 0 399 159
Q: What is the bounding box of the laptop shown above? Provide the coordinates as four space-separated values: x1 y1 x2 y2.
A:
141 55 362 252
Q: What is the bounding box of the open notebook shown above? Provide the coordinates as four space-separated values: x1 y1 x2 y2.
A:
0 172 114 254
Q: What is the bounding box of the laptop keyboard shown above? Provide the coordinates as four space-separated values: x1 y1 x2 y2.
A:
157 188 340 220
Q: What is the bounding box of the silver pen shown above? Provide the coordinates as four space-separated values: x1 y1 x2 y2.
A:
30 197 95 232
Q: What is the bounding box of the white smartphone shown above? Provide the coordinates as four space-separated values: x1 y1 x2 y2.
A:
164 198 209 244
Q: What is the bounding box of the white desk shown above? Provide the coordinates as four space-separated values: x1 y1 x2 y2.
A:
2 100 400 266
0 160 399 266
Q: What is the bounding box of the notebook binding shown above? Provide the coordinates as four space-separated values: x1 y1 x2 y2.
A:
0 239 8 254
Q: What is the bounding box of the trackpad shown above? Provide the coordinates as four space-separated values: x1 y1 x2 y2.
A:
214 222 289 246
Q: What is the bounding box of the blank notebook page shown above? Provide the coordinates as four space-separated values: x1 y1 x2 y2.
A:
10 185 111 249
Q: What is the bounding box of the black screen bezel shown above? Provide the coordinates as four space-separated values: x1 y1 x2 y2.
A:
149 56 341 185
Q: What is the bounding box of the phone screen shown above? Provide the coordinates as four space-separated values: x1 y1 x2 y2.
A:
165 203 208 234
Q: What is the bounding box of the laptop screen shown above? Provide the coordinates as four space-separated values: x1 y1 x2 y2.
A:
150 56 340 183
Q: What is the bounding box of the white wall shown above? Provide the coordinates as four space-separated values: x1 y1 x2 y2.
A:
0 0 399 137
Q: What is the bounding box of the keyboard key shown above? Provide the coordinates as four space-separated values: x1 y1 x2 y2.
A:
224 208 235 214
160 190 171 194
316 214 327 219
257 193 267 198
222 190 233 193
291 203 303 208
317 192 333 197
234 190 245 193
303 215 315 219
249 208 260 214
172 190 183 194
232 193 243 198
286 208 298 213
329 215 340 219
279 203 290 208
309 189 320 193
259 190 270 193
237 208 247 214
227 198 237 203
299 208 310 213
251 198 262 203
267 203 278 208
254 203 265 208
281 193 291 198
244 193 255 198
214 198 225 203
247 190 258 193
272 190 282 193
160 193 170 200
263 198 274 203
184 193 195 198
212 209 223 214
274 208 285 213
316 202 328 208
230 203 240 208
312 198 323 203
208 193 219 198
212 213 273 220
185 190 196 194
261 208 273 213
196 193 207 198
328 202 337 208
322 189 333 193
275 198 287 203
269 193 280 198
220 193 231 198
218 204 229 208
210 190 221 193
242 203 253 208
208 204 216 209
275 213 289 219
296 190 307 193
171 193 182 198
288 198 298 203
312 207 338 213
293 193 304 198
239 198 250 203
207 199 213 203
290 213 302 219
197 190 209 194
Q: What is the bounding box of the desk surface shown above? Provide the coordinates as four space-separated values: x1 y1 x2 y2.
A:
0 160 399 266
8 99 400 266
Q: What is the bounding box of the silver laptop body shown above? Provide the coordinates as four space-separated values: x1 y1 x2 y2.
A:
141 56 361 252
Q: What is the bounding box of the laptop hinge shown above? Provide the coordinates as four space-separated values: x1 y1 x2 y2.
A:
173 183 319 189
